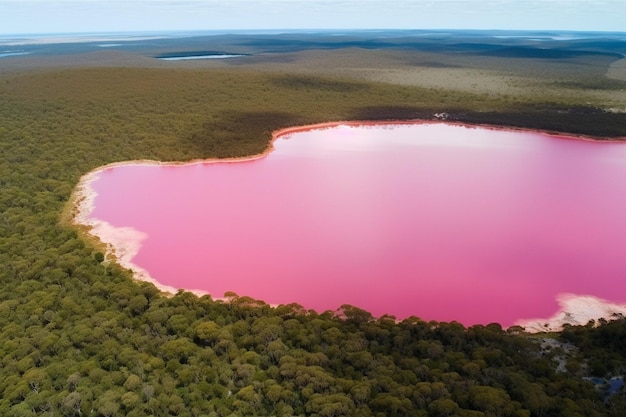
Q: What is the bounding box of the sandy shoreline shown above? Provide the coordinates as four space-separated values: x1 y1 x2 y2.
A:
516 294 626 332
68 120 626 330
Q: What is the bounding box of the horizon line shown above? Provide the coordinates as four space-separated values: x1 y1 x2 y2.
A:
2 27 626 38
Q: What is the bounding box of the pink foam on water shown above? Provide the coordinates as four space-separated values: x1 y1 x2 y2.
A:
87 123 626 327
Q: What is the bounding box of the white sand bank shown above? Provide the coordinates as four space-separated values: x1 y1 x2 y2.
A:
516 293 626 332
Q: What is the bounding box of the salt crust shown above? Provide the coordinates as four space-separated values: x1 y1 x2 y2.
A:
70 121 626 331
516 293 626 332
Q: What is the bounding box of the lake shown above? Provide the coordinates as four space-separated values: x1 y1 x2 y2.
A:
157 54 245 60
82 122 626 328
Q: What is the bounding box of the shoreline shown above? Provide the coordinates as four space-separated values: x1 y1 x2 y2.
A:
516 293 626 332
274 119 626 143
68 119 626 331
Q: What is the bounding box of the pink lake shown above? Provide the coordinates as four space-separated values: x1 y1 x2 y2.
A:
87 122 626 327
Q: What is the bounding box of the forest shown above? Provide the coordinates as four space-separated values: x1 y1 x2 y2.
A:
1 31 626 416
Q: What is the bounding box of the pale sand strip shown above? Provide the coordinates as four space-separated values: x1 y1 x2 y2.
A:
69 121 626 328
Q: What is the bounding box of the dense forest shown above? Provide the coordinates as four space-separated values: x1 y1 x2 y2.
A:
1 34 626 416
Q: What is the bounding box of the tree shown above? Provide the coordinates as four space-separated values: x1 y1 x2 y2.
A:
62 391 83 416
469 386 522 417
94 251 105 263
160 338 197 363
195 321 221 346
305 393 355 417
126 294 148 315
95 389 121 417
337 305 373 326
429 398 461 417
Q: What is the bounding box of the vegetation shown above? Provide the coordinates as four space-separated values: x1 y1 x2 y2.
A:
1 31 626 416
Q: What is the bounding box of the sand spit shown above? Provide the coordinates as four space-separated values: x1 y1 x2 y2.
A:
516 293 626 332
70 121 626 328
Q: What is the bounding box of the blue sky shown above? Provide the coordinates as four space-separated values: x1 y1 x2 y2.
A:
0 0 624 35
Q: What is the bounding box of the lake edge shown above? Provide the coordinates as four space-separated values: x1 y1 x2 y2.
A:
68 120 626 332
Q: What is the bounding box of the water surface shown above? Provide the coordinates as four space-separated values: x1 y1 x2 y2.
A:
158 54 244 60
88 123 626 326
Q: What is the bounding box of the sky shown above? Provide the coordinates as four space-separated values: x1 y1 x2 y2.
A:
0 0 624 35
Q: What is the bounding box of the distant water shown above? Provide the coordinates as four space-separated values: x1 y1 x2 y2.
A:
0 51 30 58
87 123 626 327
158 54 244 61
0 29 327 46
0 32 176 46
4 29 625 47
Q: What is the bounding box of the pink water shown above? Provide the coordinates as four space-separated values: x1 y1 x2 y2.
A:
89 123 626 326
